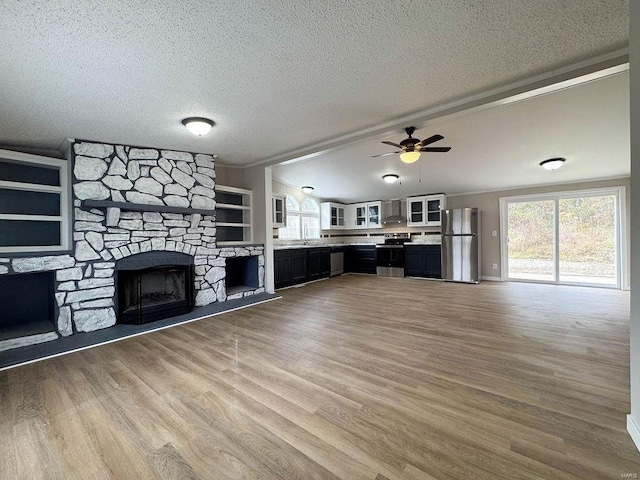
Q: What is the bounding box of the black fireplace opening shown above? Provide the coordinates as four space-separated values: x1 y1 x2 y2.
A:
117 264 194 325
0 271 56 340
225 256 259 296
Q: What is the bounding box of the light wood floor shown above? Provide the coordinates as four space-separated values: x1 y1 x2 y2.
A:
1 275 638 479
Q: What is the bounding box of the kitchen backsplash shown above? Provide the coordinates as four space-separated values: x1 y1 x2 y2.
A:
273 224 441 246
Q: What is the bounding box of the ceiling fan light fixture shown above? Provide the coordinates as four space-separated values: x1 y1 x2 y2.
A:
182 117 215 136
540 157 566 170
400 151 421 163
382 174 399 184
301 186 314 194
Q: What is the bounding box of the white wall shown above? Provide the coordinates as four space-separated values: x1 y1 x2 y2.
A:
215 164 245 188
629 0 640 450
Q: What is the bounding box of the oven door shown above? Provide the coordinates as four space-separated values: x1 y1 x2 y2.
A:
376 247 405 277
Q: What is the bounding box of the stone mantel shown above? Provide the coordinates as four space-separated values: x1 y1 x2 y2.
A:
82 200 215 216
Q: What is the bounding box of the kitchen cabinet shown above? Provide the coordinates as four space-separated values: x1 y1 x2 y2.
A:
290 249 308 284
272 194 286 228
347 201 382 229
345 245 377 274
406 194 446 227
405 244 442 278
320 202 346 230
273 247 331 288
274 249 292 288
308 247 331 280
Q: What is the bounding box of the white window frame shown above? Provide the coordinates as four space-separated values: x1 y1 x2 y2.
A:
278 195 321 241
499 186 626 289
0 149 71 254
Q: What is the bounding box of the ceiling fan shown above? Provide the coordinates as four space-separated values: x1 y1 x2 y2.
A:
373 126 451 163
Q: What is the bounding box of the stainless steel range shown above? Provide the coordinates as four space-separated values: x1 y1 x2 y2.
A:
376 233 410 277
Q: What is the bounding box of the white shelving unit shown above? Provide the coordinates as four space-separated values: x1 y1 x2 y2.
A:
215 185 253 246
0 149 71 254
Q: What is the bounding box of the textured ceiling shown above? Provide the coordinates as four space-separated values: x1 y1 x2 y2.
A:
0 0 629 165
273 72 630 202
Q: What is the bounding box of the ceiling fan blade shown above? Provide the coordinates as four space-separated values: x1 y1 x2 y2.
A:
417 134 444 147
419 147 451 152
371 151 401 158
381 141 403 149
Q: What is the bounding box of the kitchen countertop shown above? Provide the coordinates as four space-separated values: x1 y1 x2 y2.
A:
274 241 441 250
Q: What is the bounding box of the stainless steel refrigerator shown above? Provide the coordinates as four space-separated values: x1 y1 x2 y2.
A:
441 208 481 284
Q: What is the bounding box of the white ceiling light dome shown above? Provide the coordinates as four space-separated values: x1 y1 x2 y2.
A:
539 157 566 170
182 117 215 136
382 174 399 184
400 151 420 163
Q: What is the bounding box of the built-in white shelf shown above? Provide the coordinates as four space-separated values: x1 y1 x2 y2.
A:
215 185 253 246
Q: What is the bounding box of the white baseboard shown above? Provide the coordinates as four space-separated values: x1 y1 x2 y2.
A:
627 415 640 452
481 276 502 281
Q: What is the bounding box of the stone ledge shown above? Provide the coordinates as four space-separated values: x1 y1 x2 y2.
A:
82 200 214 216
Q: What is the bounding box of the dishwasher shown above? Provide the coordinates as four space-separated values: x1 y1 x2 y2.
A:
330 248 344 276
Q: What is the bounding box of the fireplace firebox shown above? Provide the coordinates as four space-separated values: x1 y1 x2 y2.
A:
116 252 194 324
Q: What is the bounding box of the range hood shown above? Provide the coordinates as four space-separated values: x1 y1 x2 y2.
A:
382 199 407 225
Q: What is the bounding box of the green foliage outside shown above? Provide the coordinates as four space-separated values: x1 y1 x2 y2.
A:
508 196 616 263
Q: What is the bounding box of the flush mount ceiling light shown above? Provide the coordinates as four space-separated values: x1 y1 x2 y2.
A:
382 174 399 184
540 157 566 170
400 151 421 164
182 117 215 136
301 186 314 194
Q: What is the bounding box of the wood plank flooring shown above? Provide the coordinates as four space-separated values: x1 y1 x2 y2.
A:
1 275 639 479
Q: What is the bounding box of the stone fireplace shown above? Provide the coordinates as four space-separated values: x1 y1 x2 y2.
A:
0 140 265 352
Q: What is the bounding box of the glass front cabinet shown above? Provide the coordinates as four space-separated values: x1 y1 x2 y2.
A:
272 194 286 228
407 194 446 227
320 202 346 230
347 201 381 229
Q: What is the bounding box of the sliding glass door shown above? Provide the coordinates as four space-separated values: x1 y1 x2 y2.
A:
506 200 555 281
501 188 622 288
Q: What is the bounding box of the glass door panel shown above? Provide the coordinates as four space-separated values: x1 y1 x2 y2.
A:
356 206 366 226
507 200 555 281
426 198 441 223
558 195 617 285
368 204 380 226
330 207 338 226
409 200 424 223
273 197 284 224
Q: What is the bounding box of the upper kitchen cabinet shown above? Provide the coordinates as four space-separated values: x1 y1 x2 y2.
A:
272 194 286 228
320 202 346 230
407 194 446 227
347 201 382 229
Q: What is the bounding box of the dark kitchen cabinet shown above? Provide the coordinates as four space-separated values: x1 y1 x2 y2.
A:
405 244 442 279
345 245 377 274
274 247 331 289
274 249 292 288
308 247 330 280
291 249 308 284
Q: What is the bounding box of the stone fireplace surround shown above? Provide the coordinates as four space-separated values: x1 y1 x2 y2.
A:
0 140 264 352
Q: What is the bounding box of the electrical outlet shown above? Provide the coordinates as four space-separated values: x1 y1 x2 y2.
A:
492 230 497 237
492 263 498 270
